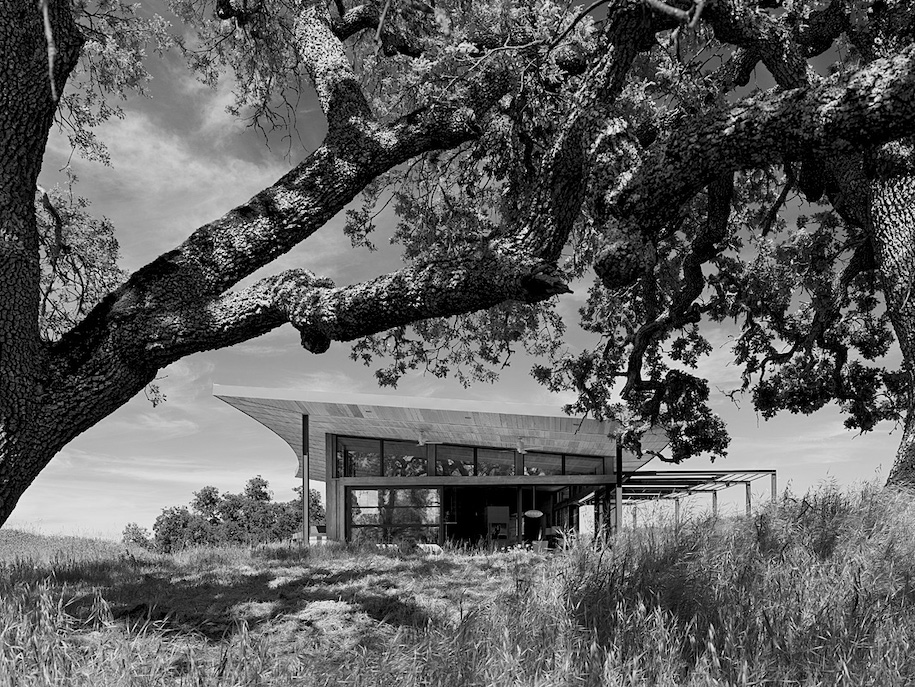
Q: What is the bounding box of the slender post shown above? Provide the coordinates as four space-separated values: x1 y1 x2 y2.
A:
614 484 623 533
614 439 624 534
302 414 310 548
632 504 637 529
711 491 718 517
674 498 680 528
771 473 777 502
516 487 523 540
745 482 752 516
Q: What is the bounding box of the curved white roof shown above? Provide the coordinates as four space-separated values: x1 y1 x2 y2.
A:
213 385 668 481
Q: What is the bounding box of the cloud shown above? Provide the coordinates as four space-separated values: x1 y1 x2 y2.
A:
56 114 286 252
281 369 363 393
155 358 218 406
227 341 293 357
135 412 200 439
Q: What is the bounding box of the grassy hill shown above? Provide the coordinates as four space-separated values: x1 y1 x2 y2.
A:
1 483 915 685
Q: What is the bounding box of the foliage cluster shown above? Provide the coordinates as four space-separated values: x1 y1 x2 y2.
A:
29 0 915 477
325 0 911 464
2 484 914 684
123 476 324 552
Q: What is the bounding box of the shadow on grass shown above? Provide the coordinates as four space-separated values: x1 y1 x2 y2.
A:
4 550 470 642
0 531 527 648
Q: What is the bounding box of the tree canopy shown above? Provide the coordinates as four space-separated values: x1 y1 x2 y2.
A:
2 0 915 527
124 476 324 552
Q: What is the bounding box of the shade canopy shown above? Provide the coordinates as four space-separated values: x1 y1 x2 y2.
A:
213 386 669 481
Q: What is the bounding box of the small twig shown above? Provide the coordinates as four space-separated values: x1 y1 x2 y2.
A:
374 0 393 55
547 0 612 52
760 166 796 237
38 0 59 101
688 0 707 29
642 0 691 23
36 185 65 267
443 39 543 92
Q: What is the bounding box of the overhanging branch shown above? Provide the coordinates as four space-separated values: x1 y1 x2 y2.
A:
162 252 571 360
605 44 915 257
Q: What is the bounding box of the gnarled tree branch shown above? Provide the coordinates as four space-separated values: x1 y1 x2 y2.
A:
595 44 915 291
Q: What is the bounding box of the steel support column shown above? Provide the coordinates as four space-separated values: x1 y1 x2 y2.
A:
301 414 309 548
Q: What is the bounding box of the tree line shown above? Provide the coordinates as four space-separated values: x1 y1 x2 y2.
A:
123 476 325 553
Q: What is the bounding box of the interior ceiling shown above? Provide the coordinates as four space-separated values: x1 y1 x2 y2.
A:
214 386 669 482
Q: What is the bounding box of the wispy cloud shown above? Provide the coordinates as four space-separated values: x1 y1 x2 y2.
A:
281 369 363 393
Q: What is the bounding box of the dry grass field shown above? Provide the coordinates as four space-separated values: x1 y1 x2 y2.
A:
2 483 915 685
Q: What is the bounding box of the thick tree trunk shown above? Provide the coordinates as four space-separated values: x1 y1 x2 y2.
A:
870 156 915 487
0 1 82 524
888 410 915 487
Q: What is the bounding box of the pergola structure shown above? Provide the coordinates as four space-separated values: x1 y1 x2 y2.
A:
214 386 776 545
619 469 778 528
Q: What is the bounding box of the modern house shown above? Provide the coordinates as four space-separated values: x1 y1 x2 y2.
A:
215 386 776 546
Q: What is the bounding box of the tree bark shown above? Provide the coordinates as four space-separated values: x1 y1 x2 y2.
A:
869 151 915 486
0 1 82 524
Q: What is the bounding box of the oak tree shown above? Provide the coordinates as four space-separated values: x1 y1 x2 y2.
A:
3 0 915 528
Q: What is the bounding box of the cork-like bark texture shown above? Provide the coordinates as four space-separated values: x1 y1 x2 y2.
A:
2 0 915 525
872 166 915 485
0 0 83 519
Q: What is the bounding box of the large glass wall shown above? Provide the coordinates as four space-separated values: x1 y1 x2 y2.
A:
523 452 562 476
337 437 381 477
348 488 441 544
383 441 427 477
337 437 425 477
477 448 515 476
563 454 603 475
436 445 474 476
336 435 605 478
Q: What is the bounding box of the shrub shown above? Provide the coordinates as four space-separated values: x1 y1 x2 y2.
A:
121 523 153 550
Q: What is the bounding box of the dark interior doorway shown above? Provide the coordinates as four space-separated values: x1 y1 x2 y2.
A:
442 486 561 545
443 486 517 544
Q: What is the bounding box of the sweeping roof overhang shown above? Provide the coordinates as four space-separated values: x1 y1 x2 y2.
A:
213 386 669 482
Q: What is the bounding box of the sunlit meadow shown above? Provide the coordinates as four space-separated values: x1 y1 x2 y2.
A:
1 484 915 685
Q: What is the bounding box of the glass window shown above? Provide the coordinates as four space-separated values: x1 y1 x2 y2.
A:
523 452 562 476
351 506 440 526
477 448 515 476
436 445 475 476
349 488 441 544
338 437 382 477
564 454 603 475
351 488 441 509
383 441 427 477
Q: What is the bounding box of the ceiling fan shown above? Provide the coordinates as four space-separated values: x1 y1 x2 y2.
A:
417 430 444 447
516 437 547 455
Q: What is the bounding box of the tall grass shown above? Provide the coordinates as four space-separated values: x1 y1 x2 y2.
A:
2 483 915 685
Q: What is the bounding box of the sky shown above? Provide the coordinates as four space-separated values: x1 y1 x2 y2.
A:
9 4 901 539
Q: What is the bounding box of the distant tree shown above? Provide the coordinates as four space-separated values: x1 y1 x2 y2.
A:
292 486 327 527
152 506 215 553
191 485 222 524
243 475 272 502
145 476 323 551
121 522 153 549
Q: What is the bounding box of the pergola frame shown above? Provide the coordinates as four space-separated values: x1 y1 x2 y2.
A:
618 469 778 529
